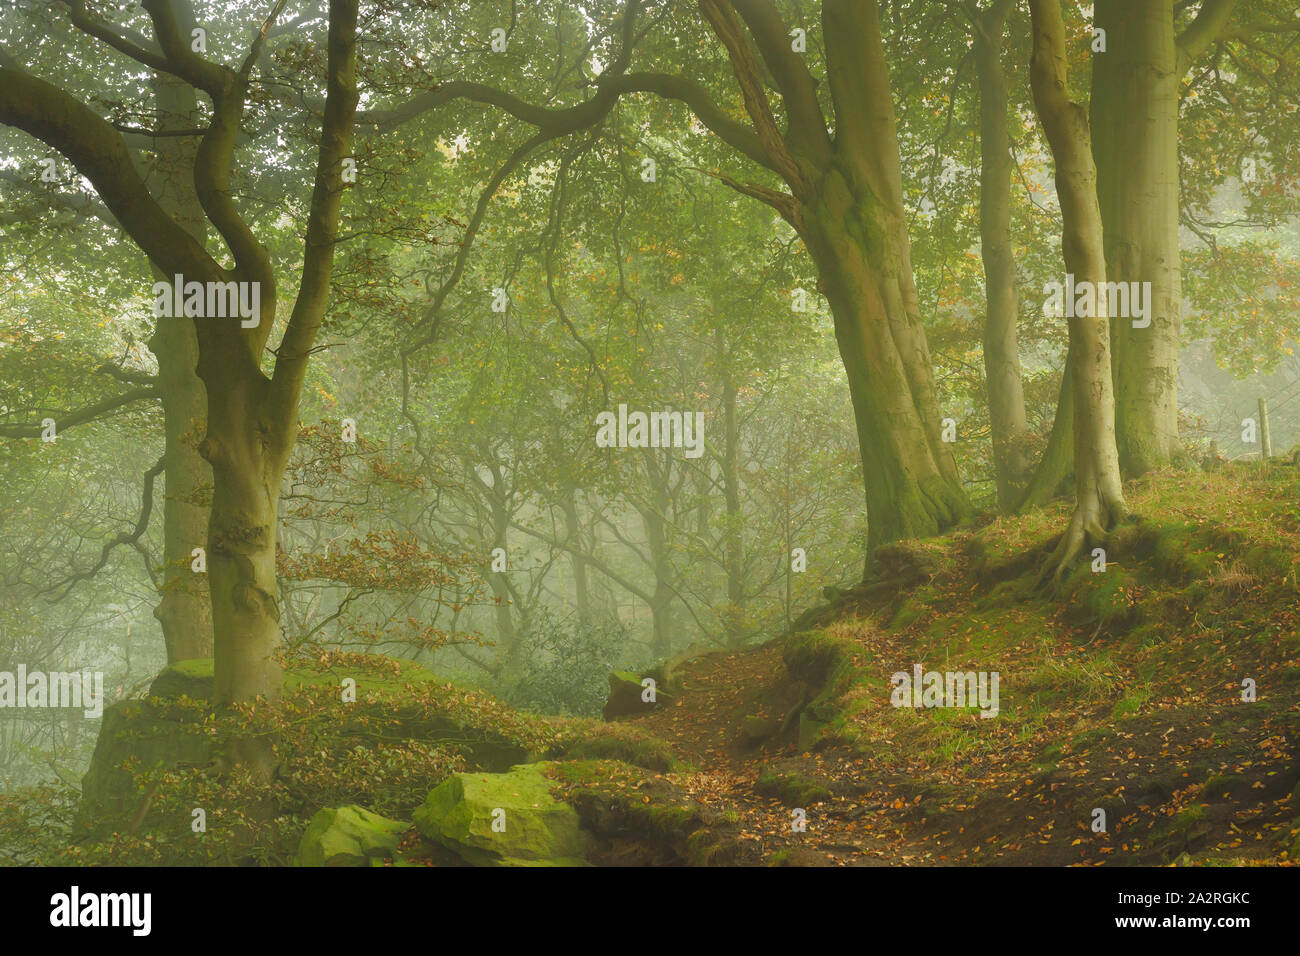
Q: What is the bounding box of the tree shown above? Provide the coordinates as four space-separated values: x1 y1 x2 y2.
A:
972 0 1034 510
0 0 361 772
1091 0 1238 476
373 0 970 560
1027 0 1127 580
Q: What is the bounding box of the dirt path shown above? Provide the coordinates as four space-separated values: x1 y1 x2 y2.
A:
629 644 905 866
619 634 1300 867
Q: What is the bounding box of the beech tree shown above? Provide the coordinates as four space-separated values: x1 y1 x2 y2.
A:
372 0 970 557
1092 0 1238 476
1027 0 1127 579
0 0 360 770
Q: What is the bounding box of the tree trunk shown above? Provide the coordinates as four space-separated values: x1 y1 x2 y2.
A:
809 2 970 558
560 489 591 624
487 490 520 675
1029 0 1128 581
638 466 675 659
146 50 214 664
802 176 969 554
200 378 285 709
1092 0 1183 475
719 336 745 644
1016 355 1074 511
974 0 1032 511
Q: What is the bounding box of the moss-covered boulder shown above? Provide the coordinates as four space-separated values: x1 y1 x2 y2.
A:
78 698 211 833
741 715 780 745
148 658 216 700
79 656 542 837
79 658 217 833
602 671 672 720
549 759 745 865
549 721 684 772
412 763 587 866
295 805 408 866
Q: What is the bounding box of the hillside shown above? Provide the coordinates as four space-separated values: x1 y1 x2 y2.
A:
6 463 1299 868
607 462 1300 865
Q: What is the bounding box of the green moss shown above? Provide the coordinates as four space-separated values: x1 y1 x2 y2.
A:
295 805 407 867
1242 544 1291 579
755 769 832 807
1150 524 1216 582
549 721 684 772
547 759 738 864
783 629 867 750
413 763 587 866
1078 569 1143 629
891 596 926 629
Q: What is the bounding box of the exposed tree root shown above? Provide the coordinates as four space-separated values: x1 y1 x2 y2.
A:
1039 492 1129 588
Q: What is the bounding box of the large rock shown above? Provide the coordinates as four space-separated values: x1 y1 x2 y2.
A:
79 657 534 836
602 670 673 720
148 658 215 700
413 763 587 866
78 698 211 833
80 659 218 832
295 805 407 867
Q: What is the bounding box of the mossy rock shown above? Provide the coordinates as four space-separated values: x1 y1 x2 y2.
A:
550 722 683 772
412 763 588 866
602 670 673 720
149 658 215 700
295 805 408 867
755 769 832 807
78 698 211 833
79 657 537 836
741 715 781 745
797 710 832 752
550 759 739 865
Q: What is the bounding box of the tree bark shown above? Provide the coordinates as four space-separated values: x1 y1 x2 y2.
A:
974 0 1032 511
1028 0 1128 581
145 24 214 663
637 458 676 659
487 481 520 675
1092 0 1183 476
811 0 971 556
560 489 591 624
1016 354 1074 510
718 332 746 644
801 185 969 552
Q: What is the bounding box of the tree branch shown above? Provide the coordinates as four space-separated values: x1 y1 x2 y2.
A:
267 0 361 451
0 387 159 439
1177 0 1238 72
732 0 831 161
41 456 166 602
0 67 220 282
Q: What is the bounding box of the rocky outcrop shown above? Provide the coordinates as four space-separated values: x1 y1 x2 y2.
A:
412 763 587 866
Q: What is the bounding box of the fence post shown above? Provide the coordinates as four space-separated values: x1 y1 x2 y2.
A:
1259 396 1272 460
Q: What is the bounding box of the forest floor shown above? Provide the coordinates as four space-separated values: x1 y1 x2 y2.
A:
23 463 1300 868
613 464 1300 866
